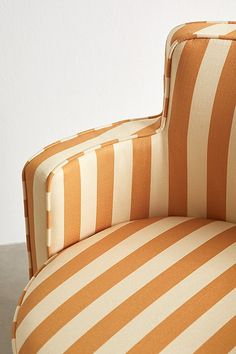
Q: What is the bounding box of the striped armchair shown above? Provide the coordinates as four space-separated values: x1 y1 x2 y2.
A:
13 21 236 354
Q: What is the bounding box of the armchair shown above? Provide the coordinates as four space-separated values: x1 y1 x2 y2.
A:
13 21 236 354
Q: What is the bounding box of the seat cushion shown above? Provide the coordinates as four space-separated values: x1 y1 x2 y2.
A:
13 216 236 354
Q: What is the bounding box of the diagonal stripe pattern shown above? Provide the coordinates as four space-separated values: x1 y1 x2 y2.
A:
13 217 236 354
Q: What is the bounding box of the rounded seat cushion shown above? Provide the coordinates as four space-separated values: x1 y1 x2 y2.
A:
13 216 236 354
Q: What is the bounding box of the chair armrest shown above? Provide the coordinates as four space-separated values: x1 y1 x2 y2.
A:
23 115 161 276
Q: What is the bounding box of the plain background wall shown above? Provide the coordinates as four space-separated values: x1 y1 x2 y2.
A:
1 0 236 245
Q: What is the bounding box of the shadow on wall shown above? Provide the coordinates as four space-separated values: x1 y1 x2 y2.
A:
0 244 28 354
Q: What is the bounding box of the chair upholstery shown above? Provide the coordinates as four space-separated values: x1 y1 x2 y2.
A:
22 115 161 276
13 217 236 353
13 21 236 353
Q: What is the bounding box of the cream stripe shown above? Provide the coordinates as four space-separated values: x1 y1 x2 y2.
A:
33 118 157 268
161 290 236 354
229 347 236 354
194 24 236 36
49 168 64 254
46 192 51 212
16 217 188 349
164 77 170 99
23 222 129 301
187 39 231 217
166 41 186 128
79 151 97 238
155 41 186 216
12 340 16 354
149 134 159 217
226 107 236 222
165 24 185 56
37 221 234 354
96 244 236 354
112 140 133 224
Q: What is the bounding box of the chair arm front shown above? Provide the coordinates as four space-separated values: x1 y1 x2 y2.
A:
23 115 161 276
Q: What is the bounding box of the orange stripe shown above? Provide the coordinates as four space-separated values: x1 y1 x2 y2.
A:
22 169 34 278
170 23 213 45
22 184 32 275
166 58 172 77
130 136 151 220
23 200 28 218
24 124 125 274
207 41 236 220
168 39 209 216
135 119 161 137
19 218 168 353
95 144 114 233
129 266 236 353
46 211 51 229
12 322 17 340
16 218 157 327
195 316 236 354
63 159 81 248
163 97 170 118
101 139 118 147
66 226 236 353
220 29 236 39
18 218 209 353
25 235 32 278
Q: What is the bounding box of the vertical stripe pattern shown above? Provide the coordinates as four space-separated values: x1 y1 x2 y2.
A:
168 39 209 215
15 21 236 354
24 116 161 273
163 22 236 224
79 151 98 238
63 159 81 248
207 41 236 220
23 21 236 275
187 39 232 217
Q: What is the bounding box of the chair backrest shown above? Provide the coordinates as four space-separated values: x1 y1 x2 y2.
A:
156 21 236 223
23 21 236 276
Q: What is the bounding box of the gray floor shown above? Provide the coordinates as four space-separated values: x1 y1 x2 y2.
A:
0 244 28 354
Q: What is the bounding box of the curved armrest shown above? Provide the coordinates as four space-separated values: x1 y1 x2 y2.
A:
23 115 161 276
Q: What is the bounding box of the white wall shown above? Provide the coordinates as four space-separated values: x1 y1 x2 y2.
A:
1 0 235 244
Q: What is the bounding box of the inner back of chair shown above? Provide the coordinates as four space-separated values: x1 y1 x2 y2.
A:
157 22 236 223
